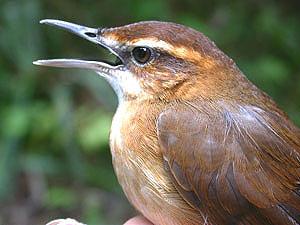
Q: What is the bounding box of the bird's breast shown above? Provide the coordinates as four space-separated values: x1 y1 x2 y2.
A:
109 101 202 225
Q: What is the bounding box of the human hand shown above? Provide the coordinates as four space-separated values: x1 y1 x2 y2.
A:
124 216 154 225
46 218 86 225
45 215 153 225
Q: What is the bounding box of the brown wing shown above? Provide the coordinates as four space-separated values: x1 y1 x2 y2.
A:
157 102 300 225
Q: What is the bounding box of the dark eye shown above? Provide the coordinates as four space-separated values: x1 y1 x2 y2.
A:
132 47 152 64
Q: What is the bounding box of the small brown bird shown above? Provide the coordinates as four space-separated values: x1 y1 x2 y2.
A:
34 20 300 225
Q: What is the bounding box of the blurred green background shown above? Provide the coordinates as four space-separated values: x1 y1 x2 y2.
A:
0 0 299 224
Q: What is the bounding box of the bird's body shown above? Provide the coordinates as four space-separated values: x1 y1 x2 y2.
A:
110 100 203 225
110 78 300 225
35 20 300 225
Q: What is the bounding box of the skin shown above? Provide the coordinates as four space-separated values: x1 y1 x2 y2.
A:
45 216 152 225
124 216 154 225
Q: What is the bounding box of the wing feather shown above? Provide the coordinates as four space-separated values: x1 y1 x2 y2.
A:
157 102 300 225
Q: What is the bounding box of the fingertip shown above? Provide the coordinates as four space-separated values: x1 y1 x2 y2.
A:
123 216 154 225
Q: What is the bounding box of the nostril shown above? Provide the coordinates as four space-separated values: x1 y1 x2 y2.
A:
85 32 97 38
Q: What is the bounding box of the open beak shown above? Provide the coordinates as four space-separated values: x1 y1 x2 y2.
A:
33 19 123 72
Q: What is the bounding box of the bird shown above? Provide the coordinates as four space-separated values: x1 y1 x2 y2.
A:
34 19 300 225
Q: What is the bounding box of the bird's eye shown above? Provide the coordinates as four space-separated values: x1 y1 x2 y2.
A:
132 47 152 65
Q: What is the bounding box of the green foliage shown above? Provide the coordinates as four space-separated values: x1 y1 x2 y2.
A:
45 186 77 209
77 109 112 151
0 0 299 224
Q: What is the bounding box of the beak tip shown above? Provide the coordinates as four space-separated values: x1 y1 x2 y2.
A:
33 60 43 65
40 19 49 24
39 19 61 26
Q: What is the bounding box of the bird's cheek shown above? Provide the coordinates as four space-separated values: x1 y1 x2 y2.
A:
116 70 144 98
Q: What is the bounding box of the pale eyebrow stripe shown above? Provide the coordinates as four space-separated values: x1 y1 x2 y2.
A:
104 36 193 56
104 37 174 51
129 38 208 64
130 39 174 51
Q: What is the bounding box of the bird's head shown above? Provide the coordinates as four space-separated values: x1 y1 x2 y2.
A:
34 20 241 102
